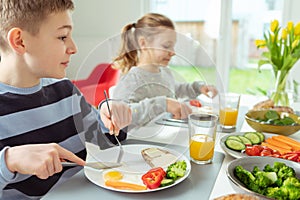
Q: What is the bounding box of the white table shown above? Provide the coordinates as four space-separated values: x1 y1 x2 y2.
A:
43 95 300 200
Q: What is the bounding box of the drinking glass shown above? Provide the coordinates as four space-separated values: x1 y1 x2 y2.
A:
219 93 240 130
188 113 218 164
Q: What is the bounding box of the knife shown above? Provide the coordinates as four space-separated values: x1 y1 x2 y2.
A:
61 161 122 170
162 118 188 124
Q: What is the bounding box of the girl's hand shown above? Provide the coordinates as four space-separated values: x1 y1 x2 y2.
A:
5 143 85 179
166 98 192 119
100 101 132 135
200 85 218 98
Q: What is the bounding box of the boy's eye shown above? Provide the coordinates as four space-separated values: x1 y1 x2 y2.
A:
58 36 67 41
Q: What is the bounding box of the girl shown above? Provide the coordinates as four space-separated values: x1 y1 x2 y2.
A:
112 13 217 126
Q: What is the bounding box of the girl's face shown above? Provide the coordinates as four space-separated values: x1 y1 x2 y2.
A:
139 28 176 67
22 11 77 84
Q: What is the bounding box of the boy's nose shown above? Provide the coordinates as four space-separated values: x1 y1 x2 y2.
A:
67 39 78 54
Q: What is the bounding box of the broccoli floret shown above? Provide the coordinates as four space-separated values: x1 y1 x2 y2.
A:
166 160 187 180
275 164 296 187
277 165 296 180
281 184 300 200
283 177 300 187
273 162 289 173
263 164 275 172
265 187 285 200
281 176 300 200
254 171 277 188
234 165 256 186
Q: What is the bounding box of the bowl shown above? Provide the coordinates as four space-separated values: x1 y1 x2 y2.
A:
245 110 300 135
226 156 300 200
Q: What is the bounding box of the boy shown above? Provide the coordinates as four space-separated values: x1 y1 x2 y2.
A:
0 0 131 199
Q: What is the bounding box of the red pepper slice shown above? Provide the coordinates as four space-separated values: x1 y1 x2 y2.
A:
141 167 165 189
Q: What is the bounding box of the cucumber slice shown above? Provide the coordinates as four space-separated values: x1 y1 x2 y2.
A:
225 139 246 151
254 132 265 142
244 132 261 144
226 136 242 142
237 135 252 145
160 178 175 187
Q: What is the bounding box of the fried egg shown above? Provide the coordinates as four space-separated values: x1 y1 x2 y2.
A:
103 171 123 181
103 170 143 184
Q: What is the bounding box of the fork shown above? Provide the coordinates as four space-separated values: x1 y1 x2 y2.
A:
103 90 124 163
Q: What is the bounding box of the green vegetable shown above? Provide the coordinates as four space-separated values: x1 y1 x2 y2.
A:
234 162 300 200
265 110 280 120
166 160 187 180
225 139 245 151
159 178 175 187
244 132 261 144
256 110 297 126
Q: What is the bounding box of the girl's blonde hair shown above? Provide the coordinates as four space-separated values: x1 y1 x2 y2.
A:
0 0 74 52
113 13 175 74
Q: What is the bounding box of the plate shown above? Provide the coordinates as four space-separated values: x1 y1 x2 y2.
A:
219 132 275 159
84 144 191 193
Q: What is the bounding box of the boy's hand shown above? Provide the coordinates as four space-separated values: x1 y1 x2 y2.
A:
166 98 192 119
5 143 85 179
200 85 218 98
100 101 132 136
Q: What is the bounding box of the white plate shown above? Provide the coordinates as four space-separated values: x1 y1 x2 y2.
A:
84 144 191 193
219 132 275 159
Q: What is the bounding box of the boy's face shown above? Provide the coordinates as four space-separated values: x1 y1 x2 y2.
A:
23 11 77 80
142 29 176 67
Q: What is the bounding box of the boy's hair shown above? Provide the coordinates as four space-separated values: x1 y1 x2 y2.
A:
0 0 74 52
113 13 175 74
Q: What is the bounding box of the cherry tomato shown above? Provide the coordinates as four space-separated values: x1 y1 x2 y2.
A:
260 149 273 156
189 99 202 107
245 146 261 156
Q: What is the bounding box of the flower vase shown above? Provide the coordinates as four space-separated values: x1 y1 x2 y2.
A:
270 70 290 106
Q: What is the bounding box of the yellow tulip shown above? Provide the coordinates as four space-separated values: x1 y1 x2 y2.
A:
270 19 279 32
287 21 294 32
294 22 300 36
292 39 299 49
255 39 266 48
281 29 288 40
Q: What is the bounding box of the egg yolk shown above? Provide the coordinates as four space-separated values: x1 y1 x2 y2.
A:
104 171 123 181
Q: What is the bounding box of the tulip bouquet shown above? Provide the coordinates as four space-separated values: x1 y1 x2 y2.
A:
255 19 300 106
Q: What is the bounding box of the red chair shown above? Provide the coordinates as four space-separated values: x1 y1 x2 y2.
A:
72 63 120 107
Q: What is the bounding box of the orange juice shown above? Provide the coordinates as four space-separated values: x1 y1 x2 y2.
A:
190 134 215 161
219 107 238 126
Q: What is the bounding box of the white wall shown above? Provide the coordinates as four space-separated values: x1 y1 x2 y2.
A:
68 0 148 79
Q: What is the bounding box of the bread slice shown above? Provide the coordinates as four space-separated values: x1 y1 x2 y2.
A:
141 147 178 168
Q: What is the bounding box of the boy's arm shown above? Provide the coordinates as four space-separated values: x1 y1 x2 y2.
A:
0 147 17 196
2 144 85 180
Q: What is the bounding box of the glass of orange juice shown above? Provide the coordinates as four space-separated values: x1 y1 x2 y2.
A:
219 93 240 130
188 113 218 164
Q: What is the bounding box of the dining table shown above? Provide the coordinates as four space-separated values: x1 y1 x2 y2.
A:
42 94 300 200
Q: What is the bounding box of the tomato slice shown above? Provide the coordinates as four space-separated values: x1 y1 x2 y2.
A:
245 146 261 156
141 168 165 189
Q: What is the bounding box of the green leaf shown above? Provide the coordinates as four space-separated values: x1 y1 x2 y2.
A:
258 60 271 72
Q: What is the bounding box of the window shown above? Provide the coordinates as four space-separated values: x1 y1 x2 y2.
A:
149 0 284 94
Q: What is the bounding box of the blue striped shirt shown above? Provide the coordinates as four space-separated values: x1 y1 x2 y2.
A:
0 78 109 199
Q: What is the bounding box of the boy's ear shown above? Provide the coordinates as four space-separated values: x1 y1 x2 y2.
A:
7 28 25 54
